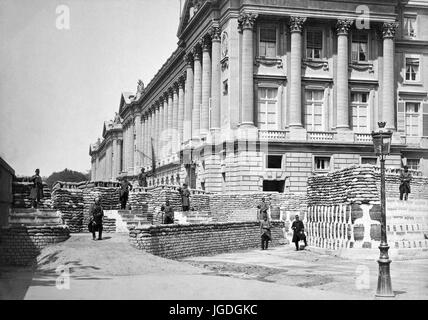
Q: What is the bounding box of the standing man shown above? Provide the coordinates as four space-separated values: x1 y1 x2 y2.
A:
161 199 174 224
257 197 269 221
178 183 191 212
138 168 148 188
291 215 307 251
399 165 412 201
30 169 44 209
89 197 104 240
118 178 133 209
260 214 272 250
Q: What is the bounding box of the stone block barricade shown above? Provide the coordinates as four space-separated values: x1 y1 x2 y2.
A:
129 221 285 259
12 177 52 209
0 225 70 266
306 166 428 250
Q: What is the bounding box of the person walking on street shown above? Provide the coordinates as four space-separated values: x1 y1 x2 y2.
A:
399 165 412 201
178 183 191 212
292 215 307 251
260 214 272 250
89 197 104 240
30 169 44 209
161 199 174 224
118 178 133 209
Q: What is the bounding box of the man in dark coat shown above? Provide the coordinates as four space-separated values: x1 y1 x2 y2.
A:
89 197 104 240
178 183 191 212
399 166 412 201
260 214 272 250
30 169 44 209
291 215 307 251
257 197 269 221
119 178 133 209
138 168 148 188
161 199 174 224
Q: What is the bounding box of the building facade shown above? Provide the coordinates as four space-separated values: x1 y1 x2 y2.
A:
90 0 428 193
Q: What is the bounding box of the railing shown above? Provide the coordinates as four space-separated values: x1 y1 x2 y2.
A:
258 130 287 141
307 131 336 141
354 133 372 143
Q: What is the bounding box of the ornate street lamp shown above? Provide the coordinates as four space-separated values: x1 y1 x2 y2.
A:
371 122 394 298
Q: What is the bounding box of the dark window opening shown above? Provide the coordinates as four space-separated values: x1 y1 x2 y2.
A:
267 155 283 169
263 180 285 193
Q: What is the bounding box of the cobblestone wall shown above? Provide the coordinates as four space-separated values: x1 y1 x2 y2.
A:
0 226 70 266
129 221 285 259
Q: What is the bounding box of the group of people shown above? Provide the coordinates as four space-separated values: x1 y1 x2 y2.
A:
257 197 307 251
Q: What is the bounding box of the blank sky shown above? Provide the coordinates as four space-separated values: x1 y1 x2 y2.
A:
0 0 182 177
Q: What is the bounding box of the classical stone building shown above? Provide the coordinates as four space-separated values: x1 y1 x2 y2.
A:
90 0 428 193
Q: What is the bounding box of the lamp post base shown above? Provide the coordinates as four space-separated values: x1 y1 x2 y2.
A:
376 244 394 298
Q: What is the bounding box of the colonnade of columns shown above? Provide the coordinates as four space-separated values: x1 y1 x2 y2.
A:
118 14 397 176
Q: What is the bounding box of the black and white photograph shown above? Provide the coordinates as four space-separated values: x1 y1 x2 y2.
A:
1 0 428 306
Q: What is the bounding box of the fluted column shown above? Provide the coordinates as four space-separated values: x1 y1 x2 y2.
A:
336 19 353 130
146 112 152 168
383 22 398 131
184 54 194 142
167 89 174 156
238 12 258 127
134 112 142 174
192 44 202 139
155 101 161 162
112 138 117 179
150 109 155 167
172 82 179 153
201 35 212 136
178 75 186 146
210 26 221 131
141 115 146 167
115 138 121 178
289 16 306 127
129 117 135 174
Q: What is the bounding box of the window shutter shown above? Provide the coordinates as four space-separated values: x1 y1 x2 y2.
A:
397 101 405 133
423 102 428 137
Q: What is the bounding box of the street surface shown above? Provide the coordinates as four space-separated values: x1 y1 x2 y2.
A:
0 233 427 300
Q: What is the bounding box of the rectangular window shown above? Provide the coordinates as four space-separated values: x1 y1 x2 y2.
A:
314 156 331 171
306 30 323 59
259 27 277 58
405 57 420 82
407 159 420 171
351 92 369 133
257 87 278 130
351 33 368 62
266 155 283 169
361 157 377 166
405 102 420 137
305 90 324 131
404 16 417 38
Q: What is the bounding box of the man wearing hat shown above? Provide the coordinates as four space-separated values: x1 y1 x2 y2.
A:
399 165 412 201
291 214 307 251
89 197 104 240
178 183 191 212
30 169 44 209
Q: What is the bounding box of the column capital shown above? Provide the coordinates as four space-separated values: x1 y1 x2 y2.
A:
168 87 174 98
173 81 180 93
289 16 307 33
209 26 221 42
382 22 399 39
192 43 202 60
238 12 258 33
201 34 212 52
178 75 186 88
336 19 354 35
184 52 194 66
163 91 170 101
154 101 160 111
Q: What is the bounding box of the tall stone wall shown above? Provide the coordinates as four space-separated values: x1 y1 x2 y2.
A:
0 225 70 266
129 221 285 259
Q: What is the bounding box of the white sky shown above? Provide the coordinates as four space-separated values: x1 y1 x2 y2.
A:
0 0 182 176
